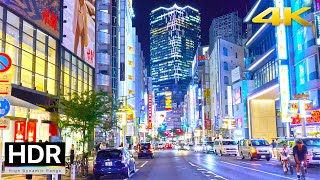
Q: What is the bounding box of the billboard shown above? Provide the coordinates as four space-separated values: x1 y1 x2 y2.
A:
63 0 95 67
0 0 60 38
233 87 241 104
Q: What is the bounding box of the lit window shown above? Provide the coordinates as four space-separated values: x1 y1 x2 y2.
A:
223 47 228 56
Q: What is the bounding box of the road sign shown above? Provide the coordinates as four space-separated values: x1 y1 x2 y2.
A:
0 118 9 130
0 53 12 73
0 98 10 117
0 84 11 96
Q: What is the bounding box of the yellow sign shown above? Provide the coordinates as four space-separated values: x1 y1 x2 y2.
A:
252 7 312 26
128 90 135 95
128 75 134 80
294 93 309 99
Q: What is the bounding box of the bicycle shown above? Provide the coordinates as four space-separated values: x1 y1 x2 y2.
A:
298 161 307 180
282 158 293 175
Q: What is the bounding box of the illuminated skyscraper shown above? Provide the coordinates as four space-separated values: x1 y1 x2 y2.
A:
150 4 201 111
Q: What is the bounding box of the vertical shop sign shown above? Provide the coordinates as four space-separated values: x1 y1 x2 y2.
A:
315 14 320 45
275 0 288 60
279 65 291 122
147 94 152 129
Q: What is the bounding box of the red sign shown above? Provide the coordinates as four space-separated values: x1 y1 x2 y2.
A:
147 94 152 129
198 55 206 61
291 110 320 125
86 49 95 63
14 121 37 142
42 7 58 31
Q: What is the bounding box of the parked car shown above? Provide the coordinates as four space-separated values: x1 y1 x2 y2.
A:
188 144 194 151
164 143 173 149
158 143 164 150
93 148 136 179
137 143 154 159
238 139 272 161
177 143 187 151
194 143 203 152
203 141 215 153
213 139 238 156
276 137 320 165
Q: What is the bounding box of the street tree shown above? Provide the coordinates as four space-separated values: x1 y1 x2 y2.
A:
48 89 115 156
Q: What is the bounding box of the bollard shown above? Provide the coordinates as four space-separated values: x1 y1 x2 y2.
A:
71 164 76 180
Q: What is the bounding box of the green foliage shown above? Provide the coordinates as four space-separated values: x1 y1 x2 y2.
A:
48 89 115 155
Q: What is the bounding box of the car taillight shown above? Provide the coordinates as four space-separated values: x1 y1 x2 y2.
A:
150 147 153 151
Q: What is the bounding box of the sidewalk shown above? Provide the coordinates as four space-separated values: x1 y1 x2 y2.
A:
2 158 94 180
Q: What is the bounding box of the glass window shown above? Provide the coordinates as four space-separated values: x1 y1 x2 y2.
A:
23 21 34 36
71 77 77 90
35 57 45 75
48 37 56 49
35 74 45 92
0 20 3 40
64 73 70 88
36 41 45 59
223 62 228 70
6 25 19 46
48 63 56 79
21 50 33 71
6 43 19 66
89 68 93 76
64 60 70 74
48 48 56 64
72 65 77 77
78 68 83 81
224 76 229 85
72 56 77 65
0 6 3 19
223 47 228 56
47 78 56 95
236 52 238 58
89 75 93 87
22 34 34 53
63 86 70 98
64 51 70 61
225 105 228 114
36 30 46 43
84 72 88 84
7 11 19 27
78 80 83 93
21 69 32 88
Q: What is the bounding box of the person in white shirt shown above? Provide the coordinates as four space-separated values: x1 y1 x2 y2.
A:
100 142 107 150
280 144 291 173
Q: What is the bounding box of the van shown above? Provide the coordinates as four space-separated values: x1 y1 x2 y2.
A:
203 141 215 153
238 139 272 161
276 137 320 165
213 139 238 156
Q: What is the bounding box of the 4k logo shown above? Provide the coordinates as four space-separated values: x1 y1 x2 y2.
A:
252 7 312 26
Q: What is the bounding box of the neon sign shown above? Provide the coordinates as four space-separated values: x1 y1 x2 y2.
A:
42 7 58 31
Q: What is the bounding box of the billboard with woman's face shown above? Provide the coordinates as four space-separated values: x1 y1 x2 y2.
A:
63 0 95 68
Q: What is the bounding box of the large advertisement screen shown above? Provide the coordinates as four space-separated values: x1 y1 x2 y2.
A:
0 0 60 38
63 0 95 68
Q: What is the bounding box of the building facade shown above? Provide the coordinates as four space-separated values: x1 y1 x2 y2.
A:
150 4 201 111
209 38 244 139
209 12 242 54
0 0 96 154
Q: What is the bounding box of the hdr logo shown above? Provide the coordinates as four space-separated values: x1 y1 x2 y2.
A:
4 143 65 174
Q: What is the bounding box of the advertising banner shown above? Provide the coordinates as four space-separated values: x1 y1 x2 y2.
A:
63 0 95 67
316 0 320 11
233 87 241 104
0 0 60 38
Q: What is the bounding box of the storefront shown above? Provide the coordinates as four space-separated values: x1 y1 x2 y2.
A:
291 109 320 137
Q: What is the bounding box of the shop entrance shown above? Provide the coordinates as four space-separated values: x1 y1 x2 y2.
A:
248 85 279 142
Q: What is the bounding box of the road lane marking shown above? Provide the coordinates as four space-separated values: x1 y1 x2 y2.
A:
197 168 206 171
140 161 148 167
188 162 197 167
203 160 216 165
220 161 295 179
240 162 261 166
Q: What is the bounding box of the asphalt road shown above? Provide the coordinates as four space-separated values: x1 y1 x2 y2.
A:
94 149 320 180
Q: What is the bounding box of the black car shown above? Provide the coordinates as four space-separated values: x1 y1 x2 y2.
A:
138 143 154 159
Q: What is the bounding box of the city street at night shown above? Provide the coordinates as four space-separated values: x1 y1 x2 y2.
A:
93 150 320 180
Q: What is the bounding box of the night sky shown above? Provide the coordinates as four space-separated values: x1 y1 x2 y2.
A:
133 0 253 65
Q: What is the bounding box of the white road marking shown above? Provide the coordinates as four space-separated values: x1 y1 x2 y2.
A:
240 162 261 166
220 161 295 179
140 161 148 167
214 175 229 180
188 162 197 166
197 168 206 171
203 160 216 165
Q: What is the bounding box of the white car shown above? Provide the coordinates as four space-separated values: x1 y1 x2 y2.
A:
213 139 238 156
194 143 203 152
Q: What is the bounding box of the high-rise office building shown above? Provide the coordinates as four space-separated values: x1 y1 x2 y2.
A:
209 12 242 54
150 4 201 111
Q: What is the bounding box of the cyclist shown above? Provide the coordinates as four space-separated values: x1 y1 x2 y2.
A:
293 139 308 179
280 144 290 173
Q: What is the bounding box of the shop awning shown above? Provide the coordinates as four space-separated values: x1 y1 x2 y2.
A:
3 95 45 110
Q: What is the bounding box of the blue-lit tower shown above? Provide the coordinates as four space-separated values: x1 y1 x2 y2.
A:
150 4 201 111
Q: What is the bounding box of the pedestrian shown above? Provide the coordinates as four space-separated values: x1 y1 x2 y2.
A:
120 142 123 147
100 142 107 150
271 140 277 157
39 139 42 143
70 144 76 164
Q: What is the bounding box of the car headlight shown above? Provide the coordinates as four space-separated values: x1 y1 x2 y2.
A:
250 148 257 153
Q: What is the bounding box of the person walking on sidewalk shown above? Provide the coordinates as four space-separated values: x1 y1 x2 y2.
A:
70 144 76 164
271 140 277 158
